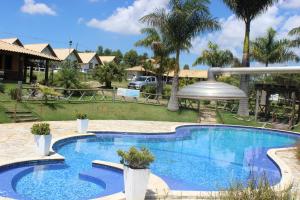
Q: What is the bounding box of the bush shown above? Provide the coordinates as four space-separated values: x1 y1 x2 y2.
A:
54 61 81 89
10 88 22 101
296 141 300 161
38 85 62 103
117 147 155 169
142 85 171 99
162 85 171 99
179 78 197 88
143 85 156 94
142 85 156 99
72 83 94 97
203 100 210 105
0 83 4 93
31 123 50 135
219 175 294 200
76 112 88 119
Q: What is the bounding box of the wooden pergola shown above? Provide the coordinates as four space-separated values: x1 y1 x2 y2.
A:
254 83 300 128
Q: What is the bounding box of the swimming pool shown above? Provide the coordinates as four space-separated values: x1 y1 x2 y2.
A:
0 125 299 200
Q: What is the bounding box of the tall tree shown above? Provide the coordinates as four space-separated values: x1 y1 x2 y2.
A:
123 50 140 67
103 48 112 55
135 28 170 95
141 0 220 111
251 28 299 67
96 46 104 56
193 41 233 68
112 50 123 64
183 64 190 70
223 0 278 116
289 26 300 48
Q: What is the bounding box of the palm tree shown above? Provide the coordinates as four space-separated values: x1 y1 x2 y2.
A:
141 0 220 111
251 28 299 67
193 41 234 68
223 0 278 116
135 28 170 95
92 62 125 88
289 26 300 48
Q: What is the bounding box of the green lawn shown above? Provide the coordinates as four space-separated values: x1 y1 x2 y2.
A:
292 125 300 133
217 110 263 127
0 104 11 123
24 102 198 122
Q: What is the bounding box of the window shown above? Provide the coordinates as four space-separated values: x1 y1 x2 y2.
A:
4 55 12 70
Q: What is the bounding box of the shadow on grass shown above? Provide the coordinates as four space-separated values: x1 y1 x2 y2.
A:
42 103 65 110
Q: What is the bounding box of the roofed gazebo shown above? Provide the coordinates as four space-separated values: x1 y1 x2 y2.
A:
177 69 247 122
0 40 60 85
254 83 300 129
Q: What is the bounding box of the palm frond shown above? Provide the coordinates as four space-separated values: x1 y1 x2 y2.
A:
223 0 278 21
288 26 300 36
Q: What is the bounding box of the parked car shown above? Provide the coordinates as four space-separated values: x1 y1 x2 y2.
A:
128 76 157 90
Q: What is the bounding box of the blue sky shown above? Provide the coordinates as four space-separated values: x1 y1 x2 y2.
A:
0 0 299 68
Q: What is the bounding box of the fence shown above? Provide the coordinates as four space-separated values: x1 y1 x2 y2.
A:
20 86 239 111
0 71 4 82
21 86 171 106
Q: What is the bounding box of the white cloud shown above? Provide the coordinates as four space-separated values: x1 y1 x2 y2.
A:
279 0 300 9
281 15 300 32
192 6 285 58
21 0 56 15
86 0 169 35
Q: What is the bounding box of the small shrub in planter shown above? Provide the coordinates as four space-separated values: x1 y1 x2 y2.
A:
31 123 52 156
31 123 50 135
117 147 154 169
76 113 88 119
117 147 155 200
76 112 89 134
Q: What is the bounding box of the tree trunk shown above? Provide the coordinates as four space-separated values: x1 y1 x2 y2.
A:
105 81 112 88
238 20 251 116
156 74 163 96
167 49 180 111
156 55 164 96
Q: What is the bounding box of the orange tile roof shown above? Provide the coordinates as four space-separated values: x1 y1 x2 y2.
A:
0 40 60 61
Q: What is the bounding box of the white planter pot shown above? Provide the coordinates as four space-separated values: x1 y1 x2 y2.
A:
123 166 150 200
34 134 52 156
77 119 89 134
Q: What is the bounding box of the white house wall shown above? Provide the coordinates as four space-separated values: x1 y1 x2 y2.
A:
81 64 90 72
90 57 100 68
67 52 79 62
80 57 100 73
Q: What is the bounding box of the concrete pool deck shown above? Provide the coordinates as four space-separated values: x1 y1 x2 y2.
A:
0 120 299 199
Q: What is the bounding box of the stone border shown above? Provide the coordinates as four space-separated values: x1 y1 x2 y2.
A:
0 124 299 200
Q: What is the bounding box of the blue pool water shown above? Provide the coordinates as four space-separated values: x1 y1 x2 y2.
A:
0 125 299 200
